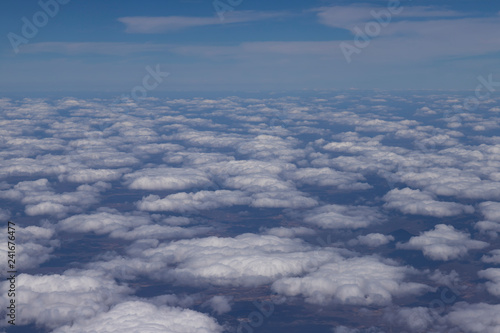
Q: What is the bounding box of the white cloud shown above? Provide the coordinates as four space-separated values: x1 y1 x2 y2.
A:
272 256 430 305
482 249 500 264
137 190 252 212
204 295 233 315
0 270 130 329
478 268 500 297
303 204 385 229
53 300 223 333
444 302 500 333
0 225 58 270
118 11 288 33
123 167 212 191
348 233 394 247
383 188 474 217
90 234 344 287
0 179 109 217
397 224 488 261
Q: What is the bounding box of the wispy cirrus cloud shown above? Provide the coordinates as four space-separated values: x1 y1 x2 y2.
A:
118 10 289 33
17 42 171 55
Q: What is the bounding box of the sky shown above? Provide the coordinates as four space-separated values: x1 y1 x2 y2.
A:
1 2 500 333
1 0 500 93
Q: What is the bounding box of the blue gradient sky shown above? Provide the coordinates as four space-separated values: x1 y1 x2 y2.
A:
1 0 500 93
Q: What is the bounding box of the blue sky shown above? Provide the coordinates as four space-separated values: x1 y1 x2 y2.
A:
1 0 500 93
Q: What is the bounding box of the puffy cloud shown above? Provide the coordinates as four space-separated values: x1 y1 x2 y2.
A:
303 204 385 229
251 189 318 208
397 169 500 201
383 188 474 217
237 135 306 162
444 302 500 333
482 249 500 264
348 233 395 247
123 167 212 191
397 224 488 261
478 268 500 297
90 234 344 286
58 210 209 240
383 306 434 333
479 201 500 221
0 224 58 270
58 168 126 183
53 300 222 333
272 256 430 305
137 190 252 212
284 167 371 190
204 295 233 315
0 270 130 329
0 179 109 217
262 226 316 238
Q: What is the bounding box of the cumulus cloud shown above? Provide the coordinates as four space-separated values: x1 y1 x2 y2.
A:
137 190 252 212
348 233 395 247
397 224 488 261
303 204 385 229
0 270 130 329
383 306 434 333
478 268 500 297
383 188 474 217
204 295 233 315
272 256 430 305
0 179 109 217
285 167 371 190
58 168 127 183
0 224 58 270
89 234 344 286
444 302 500 333
262 226 316 238
53 300 223 333
123 167 212 191
476 201 500 237
58 210 209 240
482 249 500 264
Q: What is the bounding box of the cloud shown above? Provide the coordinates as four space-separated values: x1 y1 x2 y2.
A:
383 188 474 217
123 167 212 191
444 302 500 333
204 296 233 315
0 179 110 217
348 233 395 247
118 11 288 33
89 234 344 287
0 270 130 329
272 256 430 305
58 168 127 183
0 225 58 270
53 300 223 333
303 204 385 229
315 5 462 30
285 167 371 190
18 42 172 55
383 306 434 333
58 210 209 240
478 268 500 297
137 190 252 212
397 224 488 261
482 249 500 264
262 226 316 238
